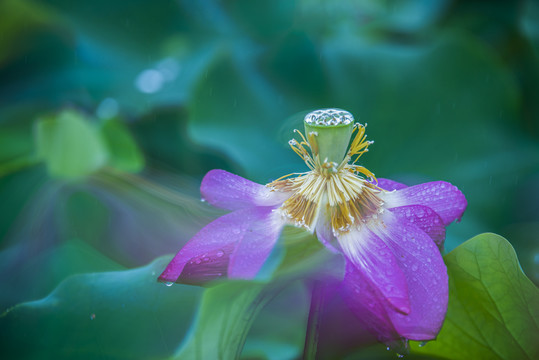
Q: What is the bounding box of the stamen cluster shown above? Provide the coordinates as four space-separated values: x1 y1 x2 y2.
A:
269 123 384 235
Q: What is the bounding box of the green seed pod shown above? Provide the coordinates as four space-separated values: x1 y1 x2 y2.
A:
304 108 354 166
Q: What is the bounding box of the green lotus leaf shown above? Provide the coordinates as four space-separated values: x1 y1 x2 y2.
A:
412 233 539 359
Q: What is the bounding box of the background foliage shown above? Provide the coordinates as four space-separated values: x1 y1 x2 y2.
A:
0 0 538 359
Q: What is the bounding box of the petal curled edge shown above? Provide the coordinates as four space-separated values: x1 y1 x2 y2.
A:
376 178 407 191
340 211 448 341
390 205 446 250
337 223 411 315
158 207 285 284
381 181 467 225
201 169 290 210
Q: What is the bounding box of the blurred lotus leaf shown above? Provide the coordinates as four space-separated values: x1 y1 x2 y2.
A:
0 256 203 360
35 109 108 178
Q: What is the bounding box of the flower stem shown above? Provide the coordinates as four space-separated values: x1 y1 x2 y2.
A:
303 281 326 360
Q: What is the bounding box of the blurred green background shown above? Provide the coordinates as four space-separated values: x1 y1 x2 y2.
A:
0 0 538 359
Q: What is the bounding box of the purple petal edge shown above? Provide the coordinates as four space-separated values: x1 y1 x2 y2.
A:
337 224 411 315
382 181 467 225
390 205 446 250
377 178 408 191
340 211 448 342
200 169 289 211
158 206 284 284
228 208 285 278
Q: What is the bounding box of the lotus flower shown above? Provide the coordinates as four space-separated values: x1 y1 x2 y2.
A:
159 109 467 343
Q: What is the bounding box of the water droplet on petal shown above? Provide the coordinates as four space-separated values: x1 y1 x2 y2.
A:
216 250 224 257
419 341 428 347
411 264 418 271
195 259 202 265
164 282 174 287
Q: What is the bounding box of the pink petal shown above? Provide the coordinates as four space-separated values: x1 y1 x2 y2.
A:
340 260 398 341
376 178 408 191
340 211 448 341
228 209 285 278
200 169 290 210
158 207 284 283
337 225 411 315
177 244 235 285
381 181 467 225
390 205 446 250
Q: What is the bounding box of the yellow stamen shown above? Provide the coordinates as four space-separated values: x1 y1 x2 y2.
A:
268 123 384 235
